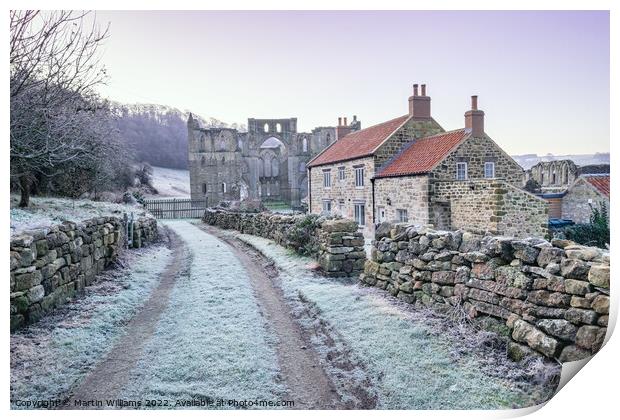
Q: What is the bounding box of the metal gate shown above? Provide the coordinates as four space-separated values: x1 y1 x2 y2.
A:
143 198 208 219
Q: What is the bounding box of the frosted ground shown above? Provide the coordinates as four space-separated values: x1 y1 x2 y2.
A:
148 166 190 198
10 195 146 235
120 221 284 406
10 216 559 410
10 245 172 408
232 231 560 409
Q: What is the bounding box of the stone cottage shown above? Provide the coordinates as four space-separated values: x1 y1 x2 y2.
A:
307 85 549 239
525 160 610 220
562 175 610 224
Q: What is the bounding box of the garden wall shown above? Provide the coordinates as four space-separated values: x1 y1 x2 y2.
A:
361 222 610 362
10 215 158 331
203 209 366 277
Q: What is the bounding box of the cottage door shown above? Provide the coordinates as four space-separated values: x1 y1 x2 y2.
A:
378 206 386 223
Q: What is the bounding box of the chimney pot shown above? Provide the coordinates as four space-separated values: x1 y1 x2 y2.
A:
465 95 484 136
409 83 431 118
344 117 348 126
338 117 342 126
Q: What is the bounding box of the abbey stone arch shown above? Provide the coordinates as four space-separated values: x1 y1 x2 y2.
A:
187 115 361 208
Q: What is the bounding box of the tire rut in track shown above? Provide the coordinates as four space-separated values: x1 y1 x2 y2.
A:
64 227 189 408
198 224 377 409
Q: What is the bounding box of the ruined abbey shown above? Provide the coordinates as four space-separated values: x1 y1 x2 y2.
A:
187 114 360 208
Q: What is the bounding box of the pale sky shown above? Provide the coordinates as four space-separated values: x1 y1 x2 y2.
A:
94 10 609 155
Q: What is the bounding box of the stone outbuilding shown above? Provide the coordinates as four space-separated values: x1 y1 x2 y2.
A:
562 175 610 224
307 85 549 239
526 161 610 220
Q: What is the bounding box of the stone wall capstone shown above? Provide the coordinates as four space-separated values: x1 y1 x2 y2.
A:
203 209 366 277
361 222 609 362
10 215 158 331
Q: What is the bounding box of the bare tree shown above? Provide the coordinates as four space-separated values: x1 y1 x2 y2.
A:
10 10 110 207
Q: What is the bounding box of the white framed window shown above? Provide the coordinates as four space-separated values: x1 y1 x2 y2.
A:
323 169 331 188
456 162 468 180
354 166 365 188
397 209 408 223
338 166 345 181
484 162 495 179
322 200 332 213
354 202 365 226
377 206 386 223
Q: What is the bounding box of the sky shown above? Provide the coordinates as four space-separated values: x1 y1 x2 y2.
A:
93 10 609 156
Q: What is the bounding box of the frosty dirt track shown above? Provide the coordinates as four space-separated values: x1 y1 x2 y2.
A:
59 221 341 409
11 220 557 410
65 231 189 407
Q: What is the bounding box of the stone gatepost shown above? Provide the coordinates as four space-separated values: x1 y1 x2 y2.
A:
317 219 366 277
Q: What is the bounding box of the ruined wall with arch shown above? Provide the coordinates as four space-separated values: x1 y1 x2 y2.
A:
525 160 579 193
188 116 344 208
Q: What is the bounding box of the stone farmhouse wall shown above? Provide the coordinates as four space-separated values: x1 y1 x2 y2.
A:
562 178 609 224
308 156 374 237
361 223 610 361
10 215 158 331
429 134 524 187
432 179 548 238
203 209 366 277
374 175 430 225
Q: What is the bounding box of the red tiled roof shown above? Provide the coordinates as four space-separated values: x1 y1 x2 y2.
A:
376 129 470 178
584 175 610 197
307 115 410 167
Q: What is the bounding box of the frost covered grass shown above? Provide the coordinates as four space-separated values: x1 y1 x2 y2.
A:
148 166 190 198
10 194 146 235
10 245 172 407
234 232 558 410
120 221 284 407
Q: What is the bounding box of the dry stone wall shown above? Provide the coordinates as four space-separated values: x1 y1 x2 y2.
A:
203 209 365 277
361 222 609 362
316 219 366 277
10 215 158 331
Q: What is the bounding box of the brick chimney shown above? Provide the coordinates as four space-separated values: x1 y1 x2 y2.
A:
337 116 355 140
408 83 431 119
465 95 485 137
